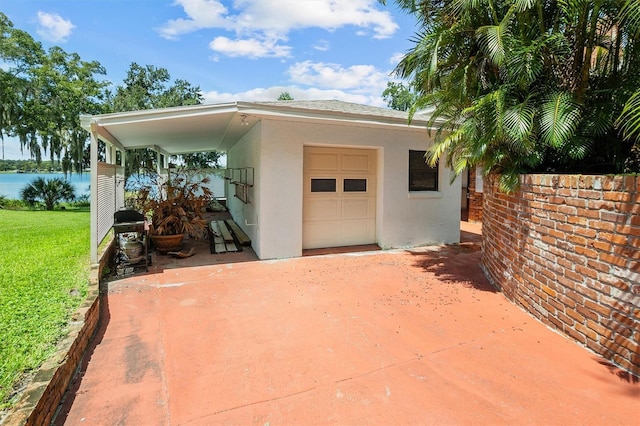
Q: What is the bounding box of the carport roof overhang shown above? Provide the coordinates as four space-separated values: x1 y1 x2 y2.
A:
81 100 436 155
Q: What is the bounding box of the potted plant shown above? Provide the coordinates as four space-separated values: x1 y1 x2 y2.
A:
130 166 213 254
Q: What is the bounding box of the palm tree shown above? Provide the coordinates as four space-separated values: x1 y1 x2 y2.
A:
382 0 640 191
20 177 76 210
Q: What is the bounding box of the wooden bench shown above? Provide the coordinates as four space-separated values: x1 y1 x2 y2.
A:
208 220 251 254
225 219 251 246
208 221 238 254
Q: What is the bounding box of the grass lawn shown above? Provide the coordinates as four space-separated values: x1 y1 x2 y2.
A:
0 209 90 409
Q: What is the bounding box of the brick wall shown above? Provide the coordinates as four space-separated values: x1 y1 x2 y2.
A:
468 166 483 223
482 174 640 376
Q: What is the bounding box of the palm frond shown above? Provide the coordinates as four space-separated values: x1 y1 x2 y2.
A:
539 92 582 149
477 19 511 66
617 90 640 141
503 98 538 156
513 0 536 12
450 0 487 15
427 128 460 166
621 0 640 36
498 172 520 194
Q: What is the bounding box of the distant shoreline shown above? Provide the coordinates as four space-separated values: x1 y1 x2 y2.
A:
0 170 90 174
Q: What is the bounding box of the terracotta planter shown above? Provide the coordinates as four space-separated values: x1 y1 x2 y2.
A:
150 234 184 254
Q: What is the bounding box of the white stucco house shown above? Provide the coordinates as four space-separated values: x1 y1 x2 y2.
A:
82 100 461 263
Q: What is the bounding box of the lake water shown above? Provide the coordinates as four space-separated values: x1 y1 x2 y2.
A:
0 173 91 199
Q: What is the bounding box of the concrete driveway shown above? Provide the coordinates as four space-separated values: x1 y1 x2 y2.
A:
55 224 639 425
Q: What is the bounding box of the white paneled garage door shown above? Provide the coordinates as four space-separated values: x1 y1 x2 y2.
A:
303 146 376 249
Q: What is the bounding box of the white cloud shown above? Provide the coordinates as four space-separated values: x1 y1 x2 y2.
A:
313 40 330 52
36 11 75 43
209 35 291 58
159 0 398 58
389 51 405 65
201 60 394 108
201 85 387 107
231 0 398 38
159 0 230 39
287 61 390 92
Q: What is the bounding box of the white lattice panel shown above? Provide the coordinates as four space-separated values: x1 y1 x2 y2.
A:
96 162 116 245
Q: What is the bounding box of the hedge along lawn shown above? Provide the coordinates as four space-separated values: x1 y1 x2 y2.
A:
0 209 90 409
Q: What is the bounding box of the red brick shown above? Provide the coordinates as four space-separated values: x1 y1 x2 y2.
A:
568 234 588 245
576 264 599 279
557 223 574 233
562 269 585 284
565 252 587 266
557 311 575 326
540 284 557 297
576 304 598 321
601 211 628 223
575 227 597 238
587 319 612 338
578 189 603 199
615 224 635 234
590 241 612 252
566 198 587 208
601 177 620 191
557 293 577 309
599 252 629 267
610 299 632 314
622 246 640 260
618 202 640 215
546 314 564 330
587 259 610 273
575 324 598 340
603 192 632 202
549 196 566 205
541 300 556 314
575 246 598 259
549 213 567 223
566 308 586 323
608 322 632 338
600 233 628 245
624 175 637 190
558 205 577 215
612 311 637 327
586 278 612 295
565 325 587 343
613 334 640 353
585 299 612 317
557 257 574 270
548 296 567 312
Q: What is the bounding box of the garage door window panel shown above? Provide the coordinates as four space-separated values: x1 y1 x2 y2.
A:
311 178 337 192
344 178 367 192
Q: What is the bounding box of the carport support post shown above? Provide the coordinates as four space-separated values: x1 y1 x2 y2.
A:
90 127 98 264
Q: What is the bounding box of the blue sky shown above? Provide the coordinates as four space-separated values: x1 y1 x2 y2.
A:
1 0 419 159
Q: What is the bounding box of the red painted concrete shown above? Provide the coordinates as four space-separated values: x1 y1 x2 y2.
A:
55 224 639 425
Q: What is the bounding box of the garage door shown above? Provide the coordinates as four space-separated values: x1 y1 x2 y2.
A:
303 146 376 249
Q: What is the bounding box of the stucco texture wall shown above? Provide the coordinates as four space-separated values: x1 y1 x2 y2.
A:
243 118 461 258
482 174 640 376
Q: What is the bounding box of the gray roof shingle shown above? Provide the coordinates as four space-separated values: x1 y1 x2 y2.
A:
250 100 432 124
